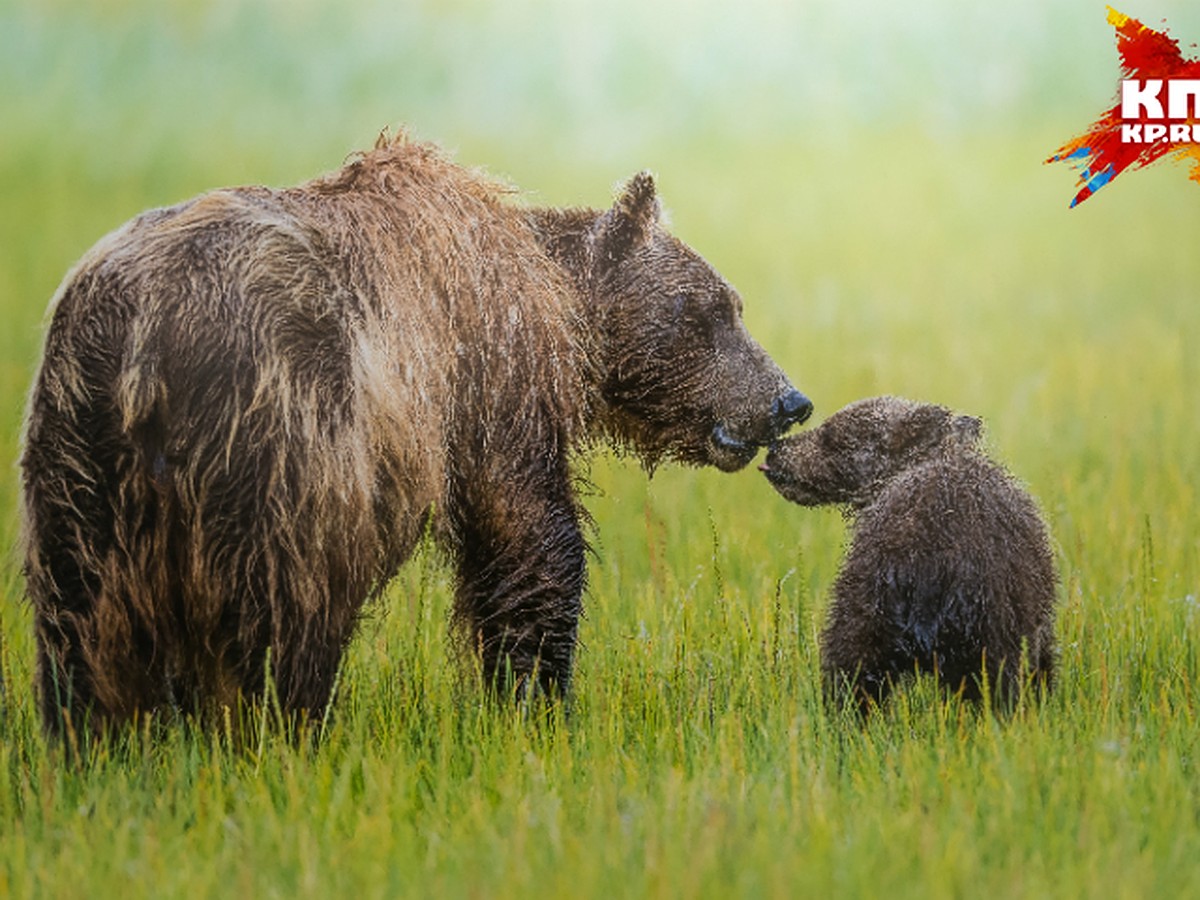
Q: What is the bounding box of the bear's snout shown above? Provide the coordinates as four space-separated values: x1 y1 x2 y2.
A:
759 436 829 506
770 389 813 436
759 442 794 486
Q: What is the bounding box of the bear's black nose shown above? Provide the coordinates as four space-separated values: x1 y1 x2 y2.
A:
772 390 813 432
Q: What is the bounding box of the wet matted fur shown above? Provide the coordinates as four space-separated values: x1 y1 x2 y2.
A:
21 133 811 737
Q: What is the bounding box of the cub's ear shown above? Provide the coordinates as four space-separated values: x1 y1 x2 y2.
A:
953 414 983 444
887 402 954 458
595 171 660 266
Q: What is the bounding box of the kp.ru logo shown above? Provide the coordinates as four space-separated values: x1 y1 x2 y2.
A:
1119 79 1200 144
1048 7 1200 206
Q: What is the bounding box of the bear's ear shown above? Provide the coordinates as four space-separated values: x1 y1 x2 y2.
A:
953 414 983 445
595 171 660 266
887 402 953 458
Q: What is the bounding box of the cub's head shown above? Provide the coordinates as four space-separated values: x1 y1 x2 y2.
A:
761 396 982 507
588 172 811 471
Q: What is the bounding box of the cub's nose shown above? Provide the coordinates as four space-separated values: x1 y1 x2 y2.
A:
771 390 813 433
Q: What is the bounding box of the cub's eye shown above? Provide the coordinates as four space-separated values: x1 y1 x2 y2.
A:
671 292 688 318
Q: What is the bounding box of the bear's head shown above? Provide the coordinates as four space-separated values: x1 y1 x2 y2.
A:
761 396 982 507
587 173 811 471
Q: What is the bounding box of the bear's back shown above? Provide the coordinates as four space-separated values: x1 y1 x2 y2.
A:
841 450 1054 652
855 451 1048 570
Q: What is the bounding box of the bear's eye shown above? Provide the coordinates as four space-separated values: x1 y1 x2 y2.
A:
818 428 842 453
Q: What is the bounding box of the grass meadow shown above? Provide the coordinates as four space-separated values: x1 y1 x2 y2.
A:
2 0 1199 896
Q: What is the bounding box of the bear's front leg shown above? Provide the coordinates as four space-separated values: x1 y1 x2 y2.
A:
450 461 586 700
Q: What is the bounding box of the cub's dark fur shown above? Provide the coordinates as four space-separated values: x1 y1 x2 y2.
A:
763 396 1056 711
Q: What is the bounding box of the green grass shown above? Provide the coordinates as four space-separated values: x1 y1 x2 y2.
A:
2 0 1200 897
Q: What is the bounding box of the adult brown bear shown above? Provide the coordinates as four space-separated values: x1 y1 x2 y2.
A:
21 133 811 736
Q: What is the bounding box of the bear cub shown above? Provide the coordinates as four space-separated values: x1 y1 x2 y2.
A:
761 396 1057 712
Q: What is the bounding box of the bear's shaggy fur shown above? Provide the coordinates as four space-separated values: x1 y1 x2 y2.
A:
762 396 1056 711
21 133 812 737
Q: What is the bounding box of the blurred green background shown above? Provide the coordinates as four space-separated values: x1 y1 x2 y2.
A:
2 1 1199 895
4 0 1197 605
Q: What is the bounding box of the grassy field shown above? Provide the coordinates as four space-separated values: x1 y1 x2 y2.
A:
2 0 1199 897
